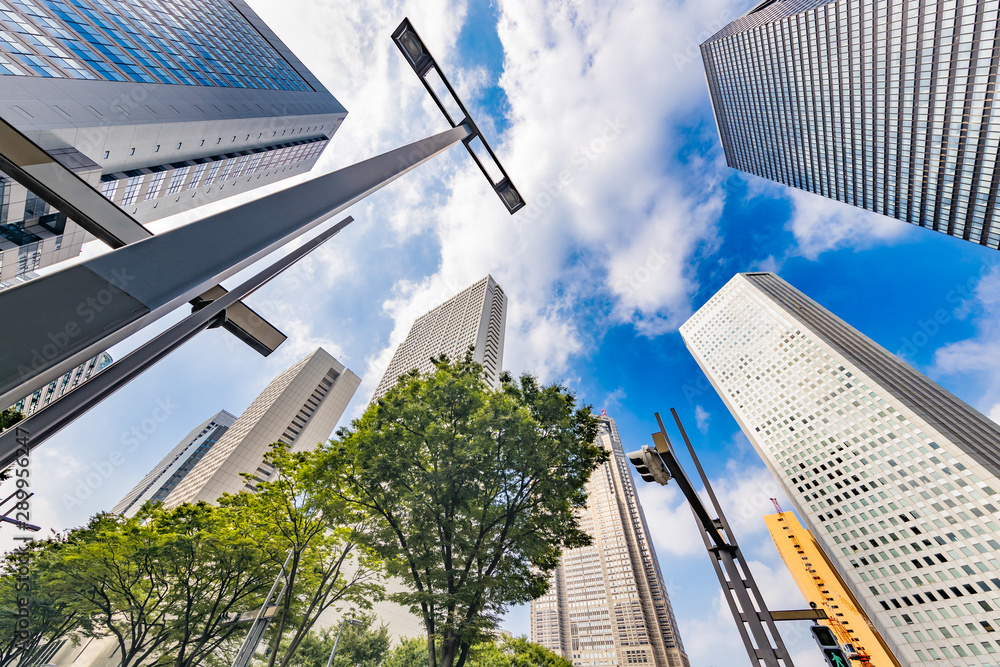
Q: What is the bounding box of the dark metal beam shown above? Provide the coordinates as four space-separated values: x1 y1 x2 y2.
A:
0 125 471 408
0 217 353 469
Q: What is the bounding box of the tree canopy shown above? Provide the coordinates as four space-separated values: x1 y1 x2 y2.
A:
383 635 572 667
312 353 605 667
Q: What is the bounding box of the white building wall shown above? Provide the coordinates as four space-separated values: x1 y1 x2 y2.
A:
372 275 507 402
681 272 1000 665
163 348 360 508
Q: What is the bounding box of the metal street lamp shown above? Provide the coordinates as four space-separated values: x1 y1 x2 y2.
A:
392 18 525 214
325 617 364 667
0 17 524 463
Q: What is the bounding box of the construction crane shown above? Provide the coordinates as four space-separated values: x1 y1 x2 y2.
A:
769 502 876 667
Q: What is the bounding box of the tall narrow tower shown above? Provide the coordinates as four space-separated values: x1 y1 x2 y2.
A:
682 272 1000 665
531 414 689 667
701 0 1000 251
372 275 507 401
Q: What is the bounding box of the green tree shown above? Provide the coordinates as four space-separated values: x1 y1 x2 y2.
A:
44 505 280 667
286 614 390 667
0 533 86 666
313 354 605 667
469 636 572 667
383 637 434 667
383 635 571 667
219 444 385 667
144 502 282 667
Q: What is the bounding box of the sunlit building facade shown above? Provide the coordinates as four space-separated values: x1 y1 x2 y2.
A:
372 275 507 401
112 410 237 517
682 272 1000 665
531 414 689 667
162 348 359 508
702 0 1000 250
0 0 347 282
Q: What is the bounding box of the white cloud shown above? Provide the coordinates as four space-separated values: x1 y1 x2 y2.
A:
785 188 912 259
933 265 1000 417
694 405 710 434
238 0 745 398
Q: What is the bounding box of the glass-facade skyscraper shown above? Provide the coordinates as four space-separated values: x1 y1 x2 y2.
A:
530 414 689 667
0 0 346 282
682 272 1000 665
702 0 1000 250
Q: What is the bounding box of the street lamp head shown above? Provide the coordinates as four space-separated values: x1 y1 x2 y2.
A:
392 17 526 216
347 618 364 627
393 24 432 75
495 179 526 214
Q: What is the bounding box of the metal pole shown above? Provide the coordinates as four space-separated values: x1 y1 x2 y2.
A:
0 217 352 470
0 125 471 409
324 619 350 667
231 549 294 667
650 411 793 667
669 409 794 664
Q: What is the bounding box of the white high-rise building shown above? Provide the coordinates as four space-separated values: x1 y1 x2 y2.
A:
372 275 507 402
531 414 689 667
112 410 237 517
681 272 1000 665
163 348 359 508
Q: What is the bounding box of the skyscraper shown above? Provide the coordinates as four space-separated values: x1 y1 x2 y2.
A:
764 509 900 666
0 0 347 281
701 0 1000 250
530 414 689 667
10 350 111 416
372 275 507 401
112 409 236 517
682 272 1000 664
162 348 360 508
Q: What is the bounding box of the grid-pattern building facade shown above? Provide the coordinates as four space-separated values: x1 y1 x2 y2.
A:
765 510 901 666
9 350 111 415
531 415 689 667
112 409 236 517
163 348 360 508
702 0 1000 250
681 272 1000 665
0 0 347 281
372 275 507 402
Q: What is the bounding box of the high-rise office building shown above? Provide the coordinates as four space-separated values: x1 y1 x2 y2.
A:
112 409 237 517
0 0 347 282
765 509 900 666
530 414 689 667
682 272 1000 665
163 348 360 508
701 0 1000 250
372 275 507 401
10 350 111 416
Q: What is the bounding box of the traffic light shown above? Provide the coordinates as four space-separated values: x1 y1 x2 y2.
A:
810 625 851 667
627 445 672 486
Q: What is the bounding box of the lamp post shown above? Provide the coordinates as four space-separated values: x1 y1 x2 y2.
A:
325 617 364 667
0 17 524 462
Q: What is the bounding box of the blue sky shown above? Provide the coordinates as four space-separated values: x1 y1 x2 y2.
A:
8 0 1000 665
